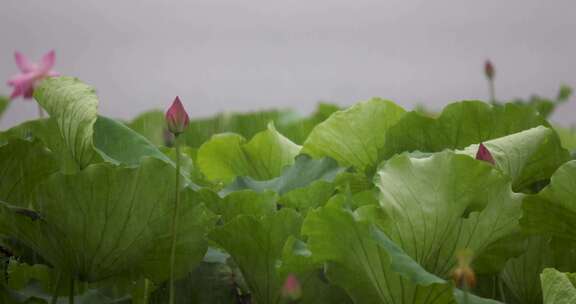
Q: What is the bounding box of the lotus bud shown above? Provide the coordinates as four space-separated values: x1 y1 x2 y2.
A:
484 60 495 80
165 96 189 135
281 274 302 301
452 249 476 289
476 143 495 165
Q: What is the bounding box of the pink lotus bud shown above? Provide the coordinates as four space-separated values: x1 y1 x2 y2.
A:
484 60 495 80
281 274 302 300
476 143 495 165
165 96 189 135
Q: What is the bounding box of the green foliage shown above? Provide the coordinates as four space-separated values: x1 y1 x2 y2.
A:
209 209 302 304
33 77 99 170
540 268 576 304
509 84 572 118
197 123 301 183
303 98 406 172
127 110 166 146
2 77 575 303
93 115 173 166
380 101 548 161
0 157 212 282
521 161 576 240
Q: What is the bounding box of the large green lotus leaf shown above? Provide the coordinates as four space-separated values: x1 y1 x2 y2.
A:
180 109 301 148
0 119 39 145
222 154 344 196
93 116 201 190
197 189 277 223
178 103 339 148
540 268 576 304
380 101 548 160
279 237 353 304
0 118 91 173
277 180 335 212
521 161 576 240
0 140 59 207
375 152 523 276
209 209 302 304
33 77 99 170
499 236 576 304
0 158 207 282
554 125 576 151
136 190 218 283
302 98 406 172
197 123 301 183
457 126 569 191
93 115 172 166
4 259 79 298
302 203 501 303
127 110 166 146
278 102 341 144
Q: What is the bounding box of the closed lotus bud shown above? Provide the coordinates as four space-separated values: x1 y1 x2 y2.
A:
281 274 302 301
476 143 495 165
484 60 495 80
452 249 476 289
165 96 189 135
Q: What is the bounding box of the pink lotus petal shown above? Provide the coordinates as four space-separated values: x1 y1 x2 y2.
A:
7 50 58 100
14 51 35 73
476 143 496 165
39 50 56 73
9 85 22 99
8 73 37 100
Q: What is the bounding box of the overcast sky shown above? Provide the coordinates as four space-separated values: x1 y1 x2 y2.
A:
1 0 575 128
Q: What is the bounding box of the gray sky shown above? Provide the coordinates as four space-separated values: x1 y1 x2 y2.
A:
1 0 575 128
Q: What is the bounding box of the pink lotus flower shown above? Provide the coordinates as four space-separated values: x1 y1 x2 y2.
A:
165 96 190 135
281 274 302 300
476 143 495 165
7 50 58 100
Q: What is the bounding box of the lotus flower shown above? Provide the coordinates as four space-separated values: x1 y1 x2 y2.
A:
7 50 58 100
281 274 302 300
476 143 496 165
484 60 495 80
165 96 190 135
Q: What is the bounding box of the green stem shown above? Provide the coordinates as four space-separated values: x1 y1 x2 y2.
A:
168 140 181 304
69 277 74 304
38 103 45 119
488 78 496 104
50 271 62 304
143 278 150 304
462 280 469 304
498 276 507 303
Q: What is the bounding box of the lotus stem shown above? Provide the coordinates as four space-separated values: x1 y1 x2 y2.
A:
168 140 181 304
143 278 150 304
69 277 74 304
498 276 507 303
488 79 496 104
462 281 469 304
50 271 61 304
